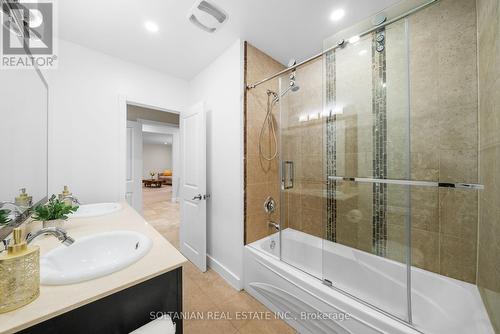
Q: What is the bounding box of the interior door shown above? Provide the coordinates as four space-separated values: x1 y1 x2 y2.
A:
126 120 143 213
179 102 207 272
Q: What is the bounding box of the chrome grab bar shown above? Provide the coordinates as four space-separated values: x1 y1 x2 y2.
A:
328 176 483 190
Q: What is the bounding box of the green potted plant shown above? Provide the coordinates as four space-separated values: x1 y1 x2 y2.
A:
32 195 79 228
149 171 156 180
0 209 11 226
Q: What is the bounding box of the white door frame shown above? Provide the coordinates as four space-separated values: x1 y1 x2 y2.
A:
118 95 181 202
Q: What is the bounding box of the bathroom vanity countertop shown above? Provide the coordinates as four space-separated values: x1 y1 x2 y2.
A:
0 202 187 334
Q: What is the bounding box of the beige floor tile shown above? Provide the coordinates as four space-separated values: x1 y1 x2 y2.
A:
182 259 198 273
184 287 219 313
182 274 198 297
219 292 269 330
198 276 240 307
184 319 238 334
239 320 297 334
188 268 221 287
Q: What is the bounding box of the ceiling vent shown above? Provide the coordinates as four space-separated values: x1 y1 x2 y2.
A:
188 0 228 33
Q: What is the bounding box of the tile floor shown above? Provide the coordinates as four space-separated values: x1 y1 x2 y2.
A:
142 186 297 334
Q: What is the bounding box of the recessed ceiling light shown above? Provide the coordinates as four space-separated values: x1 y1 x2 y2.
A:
144 21 159 33
330 9 345 22
348 35 360 44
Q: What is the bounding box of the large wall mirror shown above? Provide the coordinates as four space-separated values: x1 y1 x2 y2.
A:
0 67 48 238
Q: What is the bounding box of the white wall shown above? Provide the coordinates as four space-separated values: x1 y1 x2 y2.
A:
188 39 244 289
142 143 172 179
0 68 48 205
47 39 188 203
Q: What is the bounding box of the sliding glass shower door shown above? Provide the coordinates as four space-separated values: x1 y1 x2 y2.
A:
278 19 413 322
323 20 412 321
278 57 326 280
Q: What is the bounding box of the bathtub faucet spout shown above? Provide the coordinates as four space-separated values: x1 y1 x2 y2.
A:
268 221 280 231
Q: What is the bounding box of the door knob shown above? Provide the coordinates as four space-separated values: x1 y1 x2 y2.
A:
192 194 202 200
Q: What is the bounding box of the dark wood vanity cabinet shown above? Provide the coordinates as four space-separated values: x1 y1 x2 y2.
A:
18 267 182 334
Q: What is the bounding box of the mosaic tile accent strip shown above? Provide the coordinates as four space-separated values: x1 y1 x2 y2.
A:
371 28 388 256
325 50 337 242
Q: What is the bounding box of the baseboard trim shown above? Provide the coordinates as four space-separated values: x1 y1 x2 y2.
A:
207 254 242 291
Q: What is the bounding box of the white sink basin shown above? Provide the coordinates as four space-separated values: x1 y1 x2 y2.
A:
40 231 152 285
69 203 122 219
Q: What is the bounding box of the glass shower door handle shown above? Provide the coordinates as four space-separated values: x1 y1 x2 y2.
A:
282 161 294 189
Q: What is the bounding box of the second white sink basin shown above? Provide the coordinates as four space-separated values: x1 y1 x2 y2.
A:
40 231 152 285
69 203 122 219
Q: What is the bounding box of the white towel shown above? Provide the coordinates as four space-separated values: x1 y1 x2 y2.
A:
129 316 176 334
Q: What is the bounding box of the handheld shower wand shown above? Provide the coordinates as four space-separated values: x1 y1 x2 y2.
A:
258 62 300 161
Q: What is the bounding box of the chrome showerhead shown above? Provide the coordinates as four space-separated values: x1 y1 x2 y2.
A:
287 72 300 93
287 68 300 93
290 82 300 92
269 62 300 103
273 81 300 103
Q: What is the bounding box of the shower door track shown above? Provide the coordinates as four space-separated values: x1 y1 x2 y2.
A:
328 176 484 190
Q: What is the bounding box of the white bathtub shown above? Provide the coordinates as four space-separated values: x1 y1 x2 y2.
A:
244 228 493 334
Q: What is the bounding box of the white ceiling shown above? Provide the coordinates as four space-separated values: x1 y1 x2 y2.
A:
58 0 401 79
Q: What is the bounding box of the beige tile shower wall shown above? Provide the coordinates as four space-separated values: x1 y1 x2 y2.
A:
280 58 325 239
244 44 325 244
244 43 284 244
408 0 479 283
477 0 500 330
